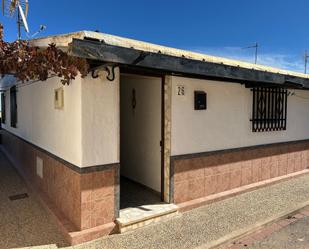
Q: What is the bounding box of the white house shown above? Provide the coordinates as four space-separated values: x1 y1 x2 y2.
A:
1 31 309 244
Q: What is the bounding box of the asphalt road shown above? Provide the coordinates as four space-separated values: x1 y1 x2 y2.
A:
248 216 309 249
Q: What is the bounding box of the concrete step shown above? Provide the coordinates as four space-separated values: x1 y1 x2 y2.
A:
116 203 179 233
18 245 59 249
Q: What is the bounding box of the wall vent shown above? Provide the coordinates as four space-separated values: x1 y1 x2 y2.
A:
9 193 29 201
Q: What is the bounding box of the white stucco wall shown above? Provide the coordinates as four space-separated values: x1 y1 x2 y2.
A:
2 76 83 166
81 70 120 167
120 75 162 192
5 72 309 168
171 76 309 156
2 70 121 168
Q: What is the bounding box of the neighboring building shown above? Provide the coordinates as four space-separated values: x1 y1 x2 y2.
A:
1 31 309 244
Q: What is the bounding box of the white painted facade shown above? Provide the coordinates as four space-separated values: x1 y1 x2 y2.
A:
2 76 83 166
3 71 309 169
2 70 120 168
81 70 120 167
171 76 309 156
5 30 307 171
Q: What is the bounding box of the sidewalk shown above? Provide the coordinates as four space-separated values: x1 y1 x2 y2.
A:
63 172 309 249
0 151 68 249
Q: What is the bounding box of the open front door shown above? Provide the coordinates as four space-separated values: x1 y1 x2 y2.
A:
120 74 163 209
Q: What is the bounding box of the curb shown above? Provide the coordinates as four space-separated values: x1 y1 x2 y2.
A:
195 200 309 249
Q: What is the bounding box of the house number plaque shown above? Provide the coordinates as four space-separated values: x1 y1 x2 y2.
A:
177 85 185 96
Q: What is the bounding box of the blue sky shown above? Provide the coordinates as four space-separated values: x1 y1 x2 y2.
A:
1 0 309 72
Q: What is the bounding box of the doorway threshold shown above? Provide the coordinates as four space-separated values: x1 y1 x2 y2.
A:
120 176 162 209
116 203 179 233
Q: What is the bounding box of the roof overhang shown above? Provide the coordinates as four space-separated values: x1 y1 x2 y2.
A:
71 38 309 89
2 31 309 90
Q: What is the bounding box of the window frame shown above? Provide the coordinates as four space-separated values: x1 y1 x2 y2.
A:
1 92 5 124
251 87 287 132
10 86 17 128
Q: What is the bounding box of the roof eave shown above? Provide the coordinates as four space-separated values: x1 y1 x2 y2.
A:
70 38 309 89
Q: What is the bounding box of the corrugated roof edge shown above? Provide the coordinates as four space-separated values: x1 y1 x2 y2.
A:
30 30 309 80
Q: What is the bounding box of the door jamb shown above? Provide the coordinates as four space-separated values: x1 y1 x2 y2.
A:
160 76 165 201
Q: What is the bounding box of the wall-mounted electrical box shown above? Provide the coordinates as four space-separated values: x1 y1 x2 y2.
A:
194 91 207 110
54 87 64 109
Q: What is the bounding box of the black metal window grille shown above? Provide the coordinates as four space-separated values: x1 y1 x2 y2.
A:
251 87 287 132
1 93 5 124
10 86 17 128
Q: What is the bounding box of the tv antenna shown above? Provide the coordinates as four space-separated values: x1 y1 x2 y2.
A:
243 42 259 64
304 50 309 74
29 24 46 38
2 0 29 39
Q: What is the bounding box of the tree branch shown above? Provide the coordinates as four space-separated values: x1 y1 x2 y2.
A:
0 23 89 85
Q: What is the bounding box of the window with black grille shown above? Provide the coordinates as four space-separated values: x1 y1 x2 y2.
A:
10 86 17 128
251 87 287 132
1 93 5 124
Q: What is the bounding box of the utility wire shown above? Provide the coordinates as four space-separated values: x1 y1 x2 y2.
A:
288 90 309 100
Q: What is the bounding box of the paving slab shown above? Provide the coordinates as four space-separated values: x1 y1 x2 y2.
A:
0 151 68 249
